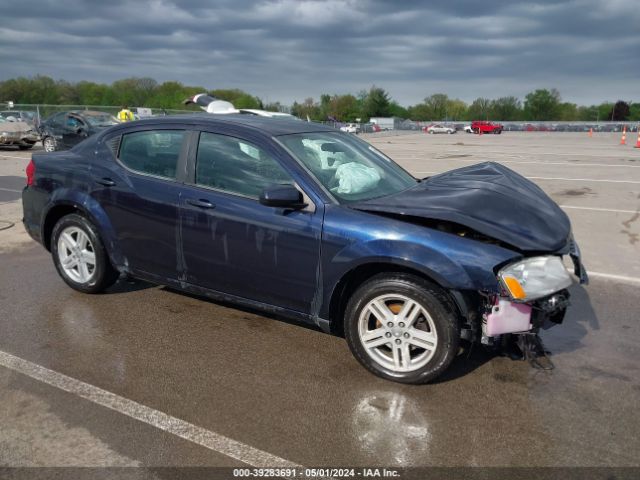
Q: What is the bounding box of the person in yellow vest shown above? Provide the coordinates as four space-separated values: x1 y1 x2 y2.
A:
117 106 134 122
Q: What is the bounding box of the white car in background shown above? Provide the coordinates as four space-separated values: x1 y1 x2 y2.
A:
340 123 359 134
464 125 473 133
424 124 456 134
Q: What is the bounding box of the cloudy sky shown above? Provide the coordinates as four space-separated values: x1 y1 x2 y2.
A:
1 0 638 106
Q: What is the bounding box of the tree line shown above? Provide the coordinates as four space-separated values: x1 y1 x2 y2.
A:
1 75 638 122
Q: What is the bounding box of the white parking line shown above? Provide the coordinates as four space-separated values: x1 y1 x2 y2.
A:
445 159 640 169
527 176 640 184
0 187 21 193
588 271 640 285
0 154 29 160
0 350 300 468
560 205 639 214
414 171 640 185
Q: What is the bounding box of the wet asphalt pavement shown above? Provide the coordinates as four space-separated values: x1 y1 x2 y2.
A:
1 246 639 468
1 133 639 470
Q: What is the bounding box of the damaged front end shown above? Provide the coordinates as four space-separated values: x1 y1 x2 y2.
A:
476 250 585 368
350 161 589 368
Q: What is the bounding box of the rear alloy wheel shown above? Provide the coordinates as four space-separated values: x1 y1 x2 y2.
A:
345 274 459 384
51 214 119 293
43 136 56 152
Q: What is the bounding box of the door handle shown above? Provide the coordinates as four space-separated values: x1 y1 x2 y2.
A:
186 198 216 209
95 177 116 187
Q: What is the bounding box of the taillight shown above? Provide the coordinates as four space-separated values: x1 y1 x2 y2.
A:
26 159 35 186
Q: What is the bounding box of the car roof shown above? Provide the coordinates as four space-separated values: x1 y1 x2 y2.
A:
71 110 113 117
125 113 337 136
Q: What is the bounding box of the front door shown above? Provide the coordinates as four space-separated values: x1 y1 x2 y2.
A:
61 114 87 149
179 131 323 314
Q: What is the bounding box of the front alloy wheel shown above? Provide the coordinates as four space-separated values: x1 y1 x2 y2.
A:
345 274 459 384
43 136 56 152
358 294 438 372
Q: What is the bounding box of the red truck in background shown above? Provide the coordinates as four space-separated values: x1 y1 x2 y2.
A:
472 121 503 134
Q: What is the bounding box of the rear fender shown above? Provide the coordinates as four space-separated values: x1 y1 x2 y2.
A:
42 189 125 269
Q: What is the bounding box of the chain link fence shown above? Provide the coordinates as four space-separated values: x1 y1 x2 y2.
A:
2 104 638 133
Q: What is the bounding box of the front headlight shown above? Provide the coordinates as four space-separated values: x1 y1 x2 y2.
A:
498 256 573 301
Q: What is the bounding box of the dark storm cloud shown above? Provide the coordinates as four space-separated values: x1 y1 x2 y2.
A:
1 0 638 105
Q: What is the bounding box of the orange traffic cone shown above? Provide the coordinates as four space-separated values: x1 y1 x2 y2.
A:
620 126 626 145
634 129 640 148
588 128 593 137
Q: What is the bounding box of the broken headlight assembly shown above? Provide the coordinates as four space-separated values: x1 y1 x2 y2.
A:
498 256 573 302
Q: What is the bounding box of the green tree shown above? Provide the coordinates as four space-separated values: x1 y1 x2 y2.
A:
523 88 561 120
446 98 467 120
490 96 522 120
558 102 579 121
328 94 360 121
211 88 262 109
467 97 491 120
388 101 409 119
291 97 320 120
608 100 630 121
423 93 449 120
361 86 392 119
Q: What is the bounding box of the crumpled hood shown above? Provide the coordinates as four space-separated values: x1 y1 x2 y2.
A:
351 161 571 252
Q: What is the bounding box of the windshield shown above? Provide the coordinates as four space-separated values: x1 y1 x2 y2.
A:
278 131 417 203
84 114 119 127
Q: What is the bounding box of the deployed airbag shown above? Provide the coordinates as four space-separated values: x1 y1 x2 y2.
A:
332 162 381 195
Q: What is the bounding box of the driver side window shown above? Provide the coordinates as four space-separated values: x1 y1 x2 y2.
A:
195 132 293 199
66 116 81 128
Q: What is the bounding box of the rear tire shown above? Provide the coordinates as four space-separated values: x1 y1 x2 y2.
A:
51 213 119 294
344 274 459 384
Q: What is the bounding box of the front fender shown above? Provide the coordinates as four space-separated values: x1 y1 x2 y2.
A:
42 189 125 268
318 206 521 320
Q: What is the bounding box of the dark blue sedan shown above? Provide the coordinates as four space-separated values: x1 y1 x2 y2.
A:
22 115 587 383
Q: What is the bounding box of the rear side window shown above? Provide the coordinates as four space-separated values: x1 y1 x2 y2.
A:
118 130 185 179
195 132 292 198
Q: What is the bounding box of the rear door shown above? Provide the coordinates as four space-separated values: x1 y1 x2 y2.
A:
178 129 323 313
90 127 189 280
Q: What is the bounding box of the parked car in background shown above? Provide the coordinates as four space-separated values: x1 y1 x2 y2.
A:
39 110 119 152
471 121 503 134
464 125 473 133
424 124 456 134
0 110 39 128
22 114 587 384
340 123 359 134
0 115 39 149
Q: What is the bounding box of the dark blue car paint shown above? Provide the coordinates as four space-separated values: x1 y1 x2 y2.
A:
23 115 561 334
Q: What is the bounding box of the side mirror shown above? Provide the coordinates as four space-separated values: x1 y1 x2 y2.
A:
259 184 306 209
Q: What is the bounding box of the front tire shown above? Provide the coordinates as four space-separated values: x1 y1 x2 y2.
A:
43 136 56 152
344 274 459 384
51 214 119 293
